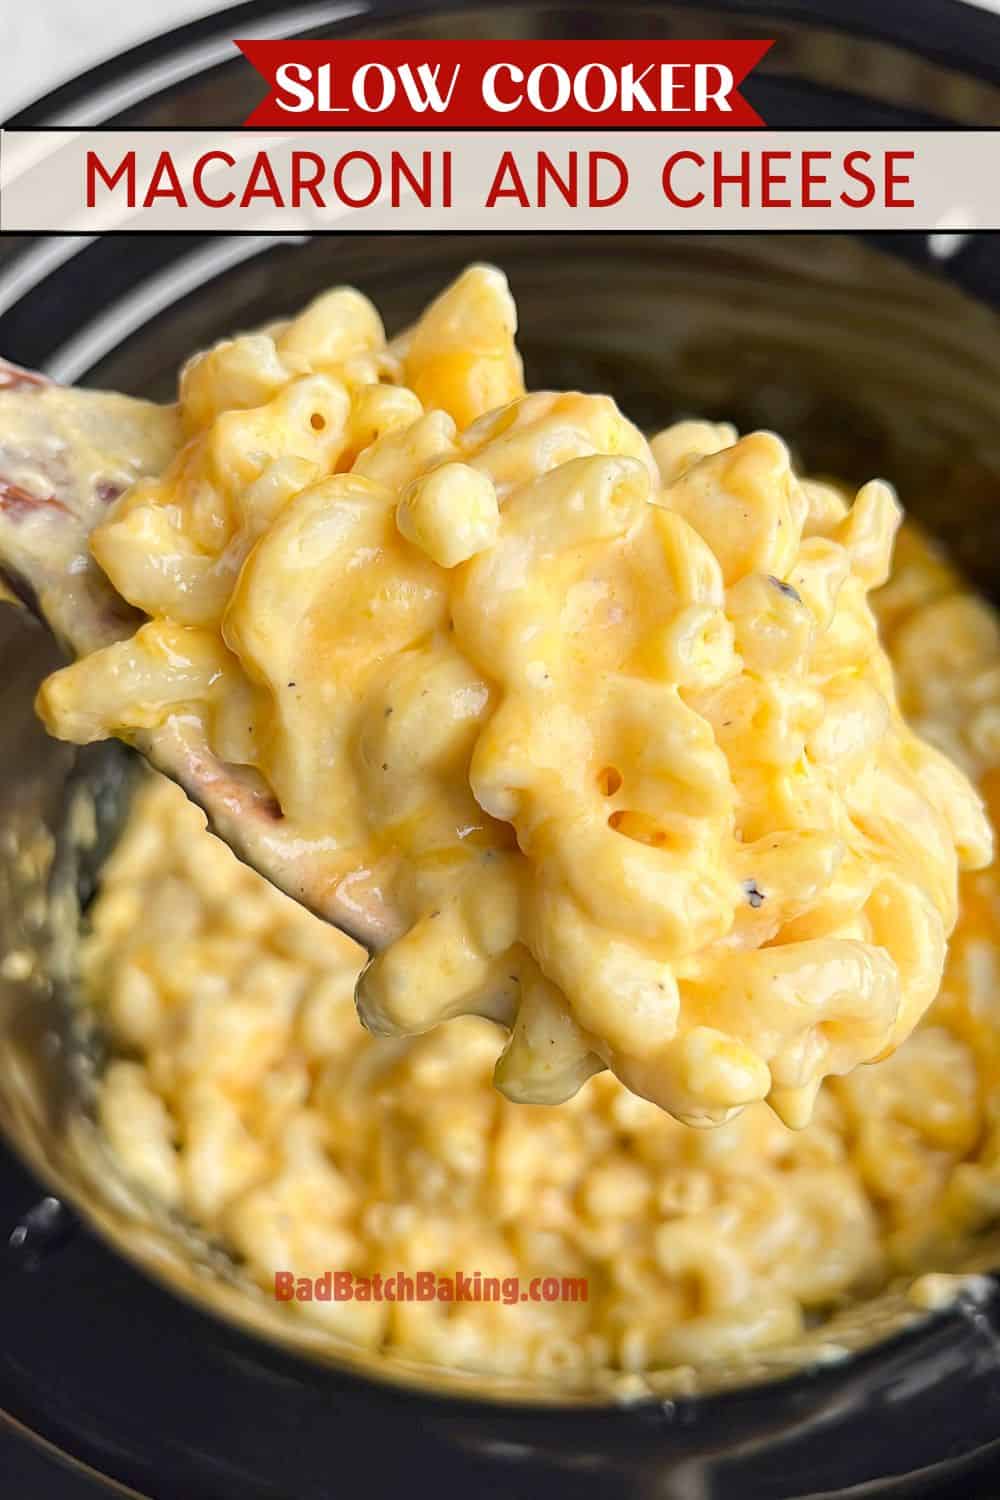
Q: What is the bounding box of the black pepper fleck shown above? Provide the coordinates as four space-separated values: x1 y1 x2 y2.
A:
768 575 802 603
384 707 393 717
381 762 388 771
743 878 766 909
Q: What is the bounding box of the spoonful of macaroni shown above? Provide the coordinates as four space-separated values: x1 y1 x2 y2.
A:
0 265 991 1127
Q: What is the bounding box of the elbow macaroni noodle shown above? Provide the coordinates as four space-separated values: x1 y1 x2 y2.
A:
40 266 992 1128
84 526 1000 1380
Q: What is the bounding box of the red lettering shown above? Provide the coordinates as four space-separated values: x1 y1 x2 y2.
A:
85 150 135 208
886 150 915 207
391 151 433 208
538 151 577 207
760 149 791 208
486 151 530 207
291 151 325 207
332 151 381 207
590 151 628 207
192 151 235 208
143 152 187 208
661 150 704 207
454 1271 473 1301
841 151 875 208
240 152 284 207
801 150 832 208
713 150 750 208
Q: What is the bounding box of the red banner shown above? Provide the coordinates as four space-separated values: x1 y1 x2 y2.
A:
238 40 772 129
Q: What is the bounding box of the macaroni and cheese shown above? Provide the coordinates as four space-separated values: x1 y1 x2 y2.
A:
82 525 1000 1382
33 267 992 1126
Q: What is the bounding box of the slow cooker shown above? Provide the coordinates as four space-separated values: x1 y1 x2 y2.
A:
4 2 1000 1494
